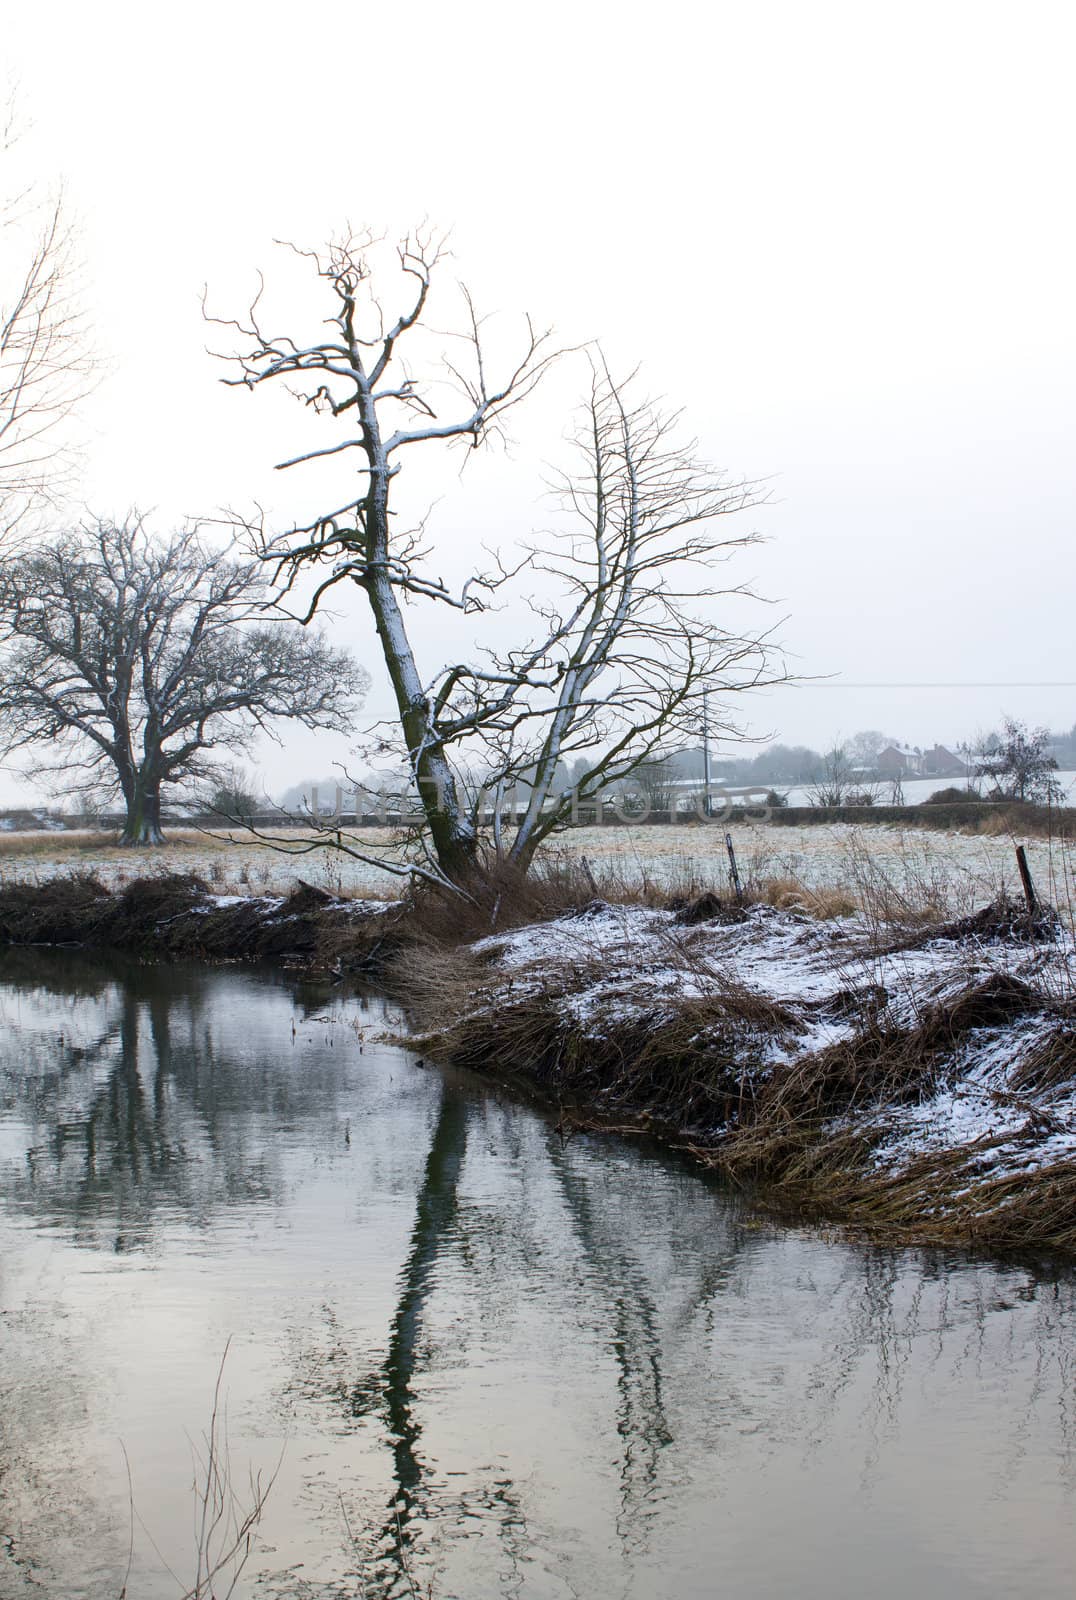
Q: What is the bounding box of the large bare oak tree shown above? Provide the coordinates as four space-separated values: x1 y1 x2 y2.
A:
214 232 780 888
0 517 368 843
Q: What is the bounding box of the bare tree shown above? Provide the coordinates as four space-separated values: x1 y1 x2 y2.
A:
212 233 780 888
846 730 894 772
0 517 368 844
975 717 1063 804
1 99 92 531
806 743 855 807
621 758 680 818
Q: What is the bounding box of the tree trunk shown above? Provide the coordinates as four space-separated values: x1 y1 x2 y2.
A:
358 400 480 885
120 773 164 846
366 568 479 881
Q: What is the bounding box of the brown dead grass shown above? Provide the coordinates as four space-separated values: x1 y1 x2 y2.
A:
696 1132 1076 1254
0 827 121 858
396 934 804 1133
399 856 617 946
397 912 1076 1254
693 971 1076 1252
397 854 887 950
0 870 397 971
1009 1021 1076 1095
755 877 859 919
700 1126 1076 1254
715 974 1042 1168
0 826 236 858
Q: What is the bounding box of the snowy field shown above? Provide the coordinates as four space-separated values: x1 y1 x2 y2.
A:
0 817 1073 918
562 820 1076 917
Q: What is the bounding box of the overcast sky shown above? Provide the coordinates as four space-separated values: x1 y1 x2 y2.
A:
3 0 1074 803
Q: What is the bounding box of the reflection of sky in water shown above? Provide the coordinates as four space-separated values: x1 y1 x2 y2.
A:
1 949 1075 1600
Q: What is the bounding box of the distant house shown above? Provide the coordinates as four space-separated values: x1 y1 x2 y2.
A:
920 745 966 779
876 746 922 777
875 744 967 781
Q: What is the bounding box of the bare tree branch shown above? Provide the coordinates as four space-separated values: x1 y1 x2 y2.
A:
0 97 94 534
213 235 784 886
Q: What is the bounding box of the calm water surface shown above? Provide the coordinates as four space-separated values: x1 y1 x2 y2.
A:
1 949 1074 1599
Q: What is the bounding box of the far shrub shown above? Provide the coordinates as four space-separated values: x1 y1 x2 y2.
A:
922 786 983 805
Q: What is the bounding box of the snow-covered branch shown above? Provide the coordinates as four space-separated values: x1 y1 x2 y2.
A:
216 236 782 884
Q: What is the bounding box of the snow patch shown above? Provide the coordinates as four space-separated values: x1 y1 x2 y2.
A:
467 902 1076 1184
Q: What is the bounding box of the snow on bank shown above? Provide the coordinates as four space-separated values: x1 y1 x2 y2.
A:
185 891 396 917
471 902 1076 1189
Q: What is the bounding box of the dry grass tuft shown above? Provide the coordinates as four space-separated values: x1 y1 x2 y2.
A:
878 896 1062 955
396 851 743 951
718 973 1042 1170
397 934 803 1133
0 869 112 943
399 856 605 947
706 1134 1076 1254
672 890 747 926
693 1133 1073 1251
755 877 858 919
1009 1022 1076 1095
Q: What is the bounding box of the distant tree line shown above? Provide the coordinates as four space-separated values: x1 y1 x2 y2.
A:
279 715 1071 825
702 723 1074 796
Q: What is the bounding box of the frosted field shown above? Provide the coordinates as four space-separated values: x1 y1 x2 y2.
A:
564 820 1076 917
0 818 1073 918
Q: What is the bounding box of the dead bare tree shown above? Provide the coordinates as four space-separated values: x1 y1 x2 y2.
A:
975 717 1063 804
806 743 855 807
0 99 93 532
212 232 780 889
0 516 368 843
620 757 680 818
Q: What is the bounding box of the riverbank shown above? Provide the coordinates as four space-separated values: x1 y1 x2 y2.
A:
1 865 1074 1253
0 871 397 970
398 894 1076 1254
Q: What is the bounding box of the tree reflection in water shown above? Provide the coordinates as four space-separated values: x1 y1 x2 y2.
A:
0 949 347 1247
2 951 1076 1600
543 1132 673 1552
378 1086 468 1580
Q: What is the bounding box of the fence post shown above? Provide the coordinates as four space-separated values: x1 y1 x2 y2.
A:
725 832 744 903
1015 844 1038 917
579 854 599 897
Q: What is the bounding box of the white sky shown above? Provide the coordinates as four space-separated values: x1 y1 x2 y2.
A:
3 0 1074 804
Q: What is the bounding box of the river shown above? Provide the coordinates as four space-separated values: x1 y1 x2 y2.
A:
1 950 1074 1599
